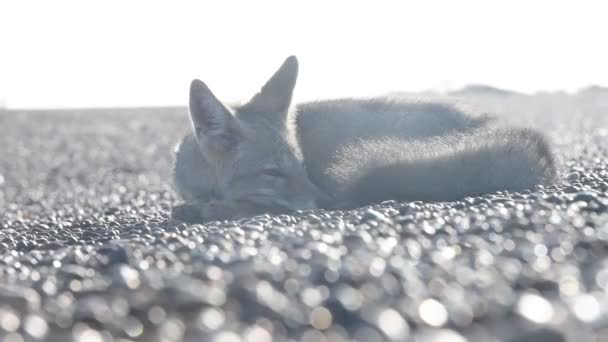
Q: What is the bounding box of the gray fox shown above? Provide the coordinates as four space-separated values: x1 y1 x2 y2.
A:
172 56 556 222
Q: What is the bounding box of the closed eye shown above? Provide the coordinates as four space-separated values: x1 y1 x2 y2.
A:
262 168 286 178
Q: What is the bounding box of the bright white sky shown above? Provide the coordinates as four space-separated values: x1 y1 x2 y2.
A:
0 0 607 109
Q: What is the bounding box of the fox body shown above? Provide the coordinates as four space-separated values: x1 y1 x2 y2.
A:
172 56 556 222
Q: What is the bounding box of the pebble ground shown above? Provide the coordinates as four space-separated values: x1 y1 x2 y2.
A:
1 88 608 341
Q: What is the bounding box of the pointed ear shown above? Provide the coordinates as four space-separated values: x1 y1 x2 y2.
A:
244 56 299 117
189 79 238 154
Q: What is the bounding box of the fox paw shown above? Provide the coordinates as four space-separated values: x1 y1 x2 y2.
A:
171 203 206 223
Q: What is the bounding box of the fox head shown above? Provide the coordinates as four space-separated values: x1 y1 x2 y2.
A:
188 56 322 213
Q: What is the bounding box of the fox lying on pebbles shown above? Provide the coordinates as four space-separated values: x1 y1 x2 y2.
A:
172 56 556 222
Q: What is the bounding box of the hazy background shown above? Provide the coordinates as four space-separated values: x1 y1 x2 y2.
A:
1 0 607 109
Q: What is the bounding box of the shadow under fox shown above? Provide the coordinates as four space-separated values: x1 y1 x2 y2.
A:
173 56 556 222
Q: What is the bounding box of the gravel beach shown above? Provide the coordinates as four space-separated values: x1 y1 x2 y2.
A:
1 89 608 341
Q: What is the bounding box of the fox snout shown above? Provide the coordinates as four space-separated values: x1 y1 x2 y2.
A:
284 198 317 211
278 176 326 212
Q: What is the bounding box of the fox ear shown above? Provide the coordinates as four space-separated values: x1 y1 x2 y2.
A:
244 56 299 119
189 79 238 154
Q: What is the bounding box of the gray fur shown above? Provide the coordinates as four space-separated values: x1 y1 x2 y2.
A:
323 128 555 206
296 98 496 192
173 56 320 221
173 56 557 221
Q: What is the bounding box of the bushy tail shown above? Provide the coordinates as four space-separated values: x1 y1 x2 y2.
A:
327 128 556 205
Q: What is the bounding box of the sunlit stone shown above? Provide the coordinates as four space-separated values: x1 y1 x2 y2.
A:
516 293 554 324
477 250 494 266
441 246 457 260
201 308 225 330
559 276 580 296
147 306 167 324
73 325 103 342
596 269 608 289
160 319 185 341
336 286 363 311
214 331 242 342
302 287 324 307
369 257 387 277
41 280 57 295
378 237 398 255
416 328 467 342
534 244 548 257
24 315 48 339
207 286 227 306
244 325 272 342
310 306 333 330
0 309 21 332
418 299 448 327
119 265 141 289
533 256 551 272
207 265 224 280
124 316 144 338
377 309 409 340
572 294 601 323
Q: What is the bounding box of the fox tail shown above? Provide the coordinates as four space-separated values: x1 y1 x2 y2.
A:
327 128 557 205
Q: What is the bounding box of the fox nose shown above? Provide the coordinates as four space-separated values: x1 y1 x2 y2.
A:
297 199 317 210
285 198 317 211
288 175 324 211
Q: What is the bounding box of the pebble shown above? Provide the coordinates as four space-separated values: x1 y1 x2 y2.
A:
1 95 608 341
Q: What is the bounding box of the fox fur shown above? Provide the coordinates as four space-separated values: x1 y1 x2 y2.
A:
172 56 556 222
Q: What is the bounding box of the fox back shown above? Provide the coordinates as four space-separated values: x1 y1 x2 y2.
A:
295 98 555 206
296 98 495 193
